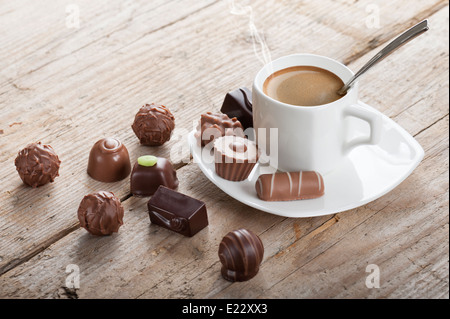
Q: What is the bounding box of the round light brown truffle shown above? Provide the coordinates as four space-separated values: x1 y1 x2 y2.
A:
14 142 61 188
78 191 124 236
131 103 175 146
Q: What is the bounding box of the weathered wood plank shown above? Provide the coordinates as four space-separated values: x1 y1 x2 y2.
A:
0 0 220 275
0 165 284 298
0 0 217 88
0 114 447 298
351 6 449 134
0 0 444 276
0 0 448 298
252 115 449 299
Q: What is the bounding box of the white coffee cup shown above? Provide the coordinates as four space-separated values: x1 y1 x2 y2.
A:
252 53 382 174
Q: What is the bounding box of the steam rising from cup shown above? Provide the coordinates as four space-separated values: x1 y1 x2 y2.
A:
227 0 272 67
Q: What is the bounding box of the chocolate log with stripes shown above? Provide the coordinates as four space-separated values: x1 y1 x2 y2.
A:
255 171 325 201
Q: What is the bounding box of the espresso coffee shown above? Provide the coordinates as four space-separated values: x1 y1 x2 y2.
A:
263 66 344 106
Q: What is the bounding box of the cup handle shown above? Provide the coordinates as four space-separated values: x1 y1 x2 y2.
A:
343 102 382 155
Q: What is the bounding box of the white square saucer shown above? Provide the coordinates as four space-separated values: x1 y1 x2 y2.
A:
189 102 424 218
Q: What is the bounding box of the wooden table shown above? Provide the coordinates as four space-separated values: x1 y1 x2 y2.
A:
0 0 448 299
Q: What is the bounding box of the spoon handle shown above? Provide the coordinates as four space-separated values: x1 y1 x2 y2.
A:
338 19 429 95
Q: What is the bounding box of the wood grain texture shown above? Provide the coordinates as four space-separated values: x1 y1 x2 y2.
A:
0 114 447 298
0 0 448 298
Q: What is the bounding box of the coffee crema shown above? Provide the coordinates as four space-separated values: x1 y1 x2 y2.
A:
263 65 345 106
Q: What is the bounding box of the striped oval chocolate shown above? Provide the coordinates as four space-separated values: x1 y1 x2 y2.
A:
218 229 264 282
255 171 325 201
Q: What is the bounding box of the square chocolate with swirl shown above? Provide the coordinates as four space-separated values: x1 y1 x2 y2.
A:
147 186 208 237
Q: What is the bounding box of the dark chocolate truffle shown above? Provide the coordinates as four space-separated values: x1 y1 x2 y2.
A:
78 191 124 236
14 142 61 188
195 112 245 147
218 229 264 282
147 186 208 237
220 87 253 129
87 138 131 183
131 103 175 146
130 156 179 197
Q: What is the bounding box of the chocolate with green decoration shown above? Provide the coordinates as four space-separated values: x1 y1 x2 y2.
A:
130 156 179 197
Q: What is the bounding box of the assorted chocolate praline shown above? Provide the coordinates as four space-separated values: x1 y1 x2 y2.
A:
78 191 124 236
220 87 253 130
130 155 179 197
256 171 325 201
87 137 131 183
214 135 259 181
131 103 175 146
147 186 208 237
14 142 61 188
196 112 245 147
15 93 275 283
218 228 264 282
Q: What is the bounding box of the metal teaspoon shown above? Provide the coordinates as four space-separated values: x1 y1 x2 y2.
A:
338 19 430 96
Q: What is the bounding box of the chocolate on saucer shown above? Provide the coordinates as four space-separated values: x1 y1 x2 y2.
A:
196 112 245 147
220 87 253 129
130 156 179 197
214 135 259 181
87 138 131 183
255 171 324 201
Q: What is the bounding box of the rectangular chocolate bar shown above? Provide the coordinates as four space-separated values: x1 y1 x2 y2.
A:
255 171 325 201
147 186 208 237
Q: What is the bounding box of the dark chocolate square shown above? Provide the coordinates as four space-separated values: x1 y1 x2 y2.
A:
220 87 253 129
147 186 208 237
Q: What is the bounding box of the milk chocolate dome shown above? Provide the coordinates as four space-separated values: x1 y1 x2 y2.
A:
87 138 131 183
